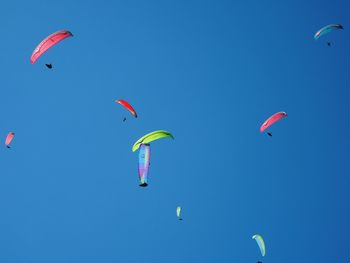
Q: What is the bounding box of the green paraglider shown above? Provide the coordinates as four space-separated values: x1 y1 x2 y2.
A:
132 130 174 152
176 206 182 220
252 234 266 257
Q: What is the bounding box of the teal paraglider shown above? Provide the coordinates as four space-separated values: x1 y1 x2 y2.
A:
314 24 343 40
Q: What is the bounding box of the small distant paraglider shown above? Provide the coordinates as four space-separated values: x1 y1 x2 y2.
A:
132 130 174 152
5 132 15 148
45 63 53 69
30 30 73 64
314 24 343 46
260 111 287 135
252 234 266 257
176 206 182 220
116 99 137 122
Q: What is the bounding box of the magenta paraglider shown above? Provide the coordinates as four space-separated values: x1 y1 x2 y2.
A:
5 132 15 148
30 30 73 64
260 112 287 133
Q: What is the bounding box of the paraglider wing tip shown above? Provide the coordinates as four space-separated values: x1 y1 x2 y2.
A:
139 182 148 187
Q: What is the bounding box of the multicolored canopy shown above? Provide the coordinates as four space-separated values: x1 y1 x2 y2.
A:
138 144 151 187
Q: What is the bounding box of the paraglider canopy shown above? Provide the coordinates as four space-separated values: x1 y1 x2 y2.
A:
31 30 73 64
260 112 287 133
314 24 343 40
176 206 182 220
5 132 15 148
116 99 137 118
138 144 150 187
252 234 266 257
132 130 174 152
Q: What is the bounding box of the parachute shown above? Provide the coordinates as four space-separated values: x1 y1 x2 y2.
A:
132 130 174 152
252 234 266 256
260 112 287 133
314 24 343 40
5 132 15 148
30 30 73 64
138 144 151 187
176 206 182 220
116 100 137 118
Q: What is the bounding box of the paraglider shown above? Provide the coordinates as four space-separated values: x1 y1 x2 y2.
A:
132 130 174 152
252 234 266 257
116 100 137 119
260 112 287 134
176 206 182 220
30 30 73 64
314 24 344 40
138 144 150 187
5 132 15 148
45 63 53 69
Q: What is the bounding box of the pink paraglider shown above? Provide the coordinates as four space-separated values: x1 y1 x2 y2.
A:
5 132 15 148
260 112 287 133
30 30 73 64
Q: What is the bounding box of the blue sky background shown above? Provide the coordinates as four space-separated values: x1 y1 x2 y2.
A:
0 0 349 262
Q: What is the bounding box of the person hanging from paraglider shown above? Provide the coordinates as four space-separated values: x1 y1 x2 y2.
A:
314 24 343 47
123 117 127 122
5 132 15 149
177 206 183 221
45 63 53 69
260 111 287 137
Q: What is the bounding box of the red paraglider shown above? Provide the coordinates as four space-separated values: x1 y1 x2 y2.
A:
116 100 138 118
260 112 287 133
30 30 73 64
5 132 15 148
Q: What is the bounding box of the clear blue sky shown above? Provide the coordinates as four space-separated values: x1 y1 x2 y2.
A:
0 0 349 262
